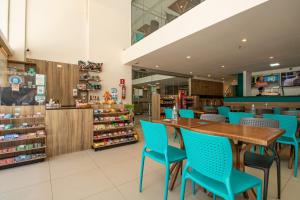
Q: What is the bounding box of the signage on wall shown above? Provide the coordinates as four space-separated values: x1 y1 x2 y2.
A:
119 79 126 100
9 76 23 85
35 74 45 86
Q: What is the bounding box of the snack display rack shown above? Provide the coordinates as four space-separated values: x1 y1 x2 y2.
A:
92 106 138 151
160 95 176 118
77 61 103 103
0 112 47 169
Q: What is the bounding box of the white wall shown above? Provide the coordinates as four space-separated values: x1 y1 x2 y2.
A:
122 0 269 64
87 0 132 103
0 0 9 38
6 0 133 103
26 0 88 64
9 0 26 60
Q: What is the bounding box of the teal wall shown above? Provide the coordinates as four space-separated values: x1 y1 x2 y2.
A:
235 73 243 97
224 96 300 102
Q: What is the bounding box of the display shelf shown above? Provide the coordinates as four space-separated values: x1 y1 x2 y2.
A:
93 138 137 151
92 106 137 151
94 111 130 116
0 126 46 134
0 155 46 169
79 69 102 73
0 109 47 170
0 136 46 144
93 119 131 124
0 116 44 121
94 126 134 132
0 146 46 156
94 132 135 140
79 79 101 82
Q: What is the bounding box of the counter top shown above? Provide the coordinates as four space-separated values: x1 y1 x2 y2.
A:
46 106 92 110
224 96 300 102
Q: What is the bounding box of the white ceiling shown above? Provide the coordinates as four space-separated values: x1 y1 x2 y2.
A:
132 0 300 81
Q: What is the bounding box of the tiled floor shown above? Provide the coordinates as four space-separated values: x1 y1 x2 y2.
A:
0 130 299 200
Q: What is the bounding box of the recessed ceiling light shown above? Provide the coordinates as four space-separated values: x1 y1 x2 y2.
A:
186 56 191 59
220 65 225 68
189 72 193 74
269 56 274 59
208 74 211 77
241 38 247 42
270 63 280 67
155 65 159 68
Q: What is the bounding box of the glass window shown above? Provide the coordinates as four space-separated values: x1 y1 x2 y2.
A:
0 0 9 38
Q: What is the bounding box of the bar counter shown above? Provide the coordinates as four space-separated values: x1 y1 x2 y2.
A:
46 107 93 156
224 96 300 109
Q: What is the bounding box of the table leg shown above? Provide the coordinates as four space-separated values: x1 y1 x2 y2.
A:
169 128 184 190
288 146 294 169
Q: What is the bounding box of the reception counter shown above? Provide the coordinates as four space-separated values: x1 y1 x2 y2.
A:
46 108 93 156
224 96 300 109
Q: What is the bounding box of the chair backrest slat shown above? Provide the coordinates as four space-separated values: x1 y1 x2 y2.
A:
228 112 254 124
263 114 298 139
140 120 168 154
240 118 279 128
179 109 194 118
181 128 233 183
200 114 226 122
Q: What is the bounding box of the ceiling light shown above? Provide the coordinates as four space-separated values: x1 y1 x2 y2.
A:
220 65 225 68
186 56 191 59
189 72 193 74
208 74 211 77
269 56 274 59
241 38 247 42
155 65 159 68
270 63 280 67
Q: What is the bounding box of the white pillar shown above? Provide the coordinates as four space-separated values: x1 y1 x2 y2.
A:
243 71 252 96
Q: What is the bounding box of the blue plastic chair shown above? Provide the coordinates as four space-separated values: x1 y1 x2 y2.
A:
263 114 299 177
179 109 194 118
164 108 178 141
218 106 230 118
180 128 262 200
228 112 254 125
139 120 186 200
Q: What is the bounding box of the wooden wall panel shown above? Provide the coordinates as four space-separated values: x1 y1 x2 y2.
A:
26 59 79 106
46 108 93 157
191 79 223 96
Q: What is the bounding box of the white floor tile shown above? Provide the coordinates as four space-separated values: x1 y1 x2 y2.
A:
52 168 114 200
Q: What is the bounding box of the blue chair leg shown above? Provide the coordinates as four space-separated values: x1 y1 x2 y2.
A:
294 144 298 177
192 181 196 195
259 146 265 155
164 164 170 200
139 153 145 192
180 175 187 200
213 194 216 200
256 183 263 200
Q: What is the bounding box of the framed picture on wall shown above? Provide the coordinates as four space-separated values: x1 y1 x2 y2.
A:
281 71 300 87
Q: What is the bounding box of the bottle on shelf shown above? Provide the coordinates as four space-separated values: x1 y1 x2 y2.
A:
251 104 256 114
172 106 178 121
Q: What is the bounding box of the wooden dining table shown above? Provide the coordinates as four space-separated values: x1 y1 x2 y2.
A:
153 118 285 200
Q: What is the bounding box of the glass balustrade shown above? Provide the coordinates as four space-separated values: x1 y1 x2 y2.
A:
131 0 206 44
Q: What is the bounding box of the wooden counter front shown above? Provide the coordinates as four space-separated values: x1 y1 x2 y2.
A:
46 108 93 157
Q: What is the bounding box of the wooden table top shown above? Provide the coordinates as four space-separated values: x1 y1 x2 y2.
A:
190 123 284 146
153 118 216 129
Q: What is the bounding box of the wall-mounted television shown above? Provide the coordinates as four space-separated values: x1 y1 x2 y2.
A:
281 71 300 87
251 74 280 87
